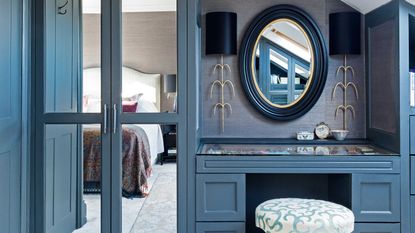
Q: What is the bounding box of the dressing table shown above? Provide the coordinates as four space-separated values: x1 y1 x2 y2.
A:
194 2 414 232
195 141 400 233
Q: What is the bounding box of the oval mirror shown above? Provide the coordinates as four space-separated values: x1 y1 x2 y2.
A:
240 5 328 120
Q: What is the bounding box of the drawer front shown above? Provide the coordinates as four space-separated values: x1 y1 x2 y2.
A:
411 116 415 154
196 174 245 222
196 222 245 233
354 223 400 233
352 174 400 222
412 157 415 194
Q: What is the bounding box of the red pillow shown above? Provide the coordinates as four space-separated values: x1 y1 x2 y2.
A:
122 101 138 112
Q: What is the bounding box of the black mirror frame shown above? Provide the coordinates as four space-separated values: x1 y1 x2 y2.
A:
239 5 328 120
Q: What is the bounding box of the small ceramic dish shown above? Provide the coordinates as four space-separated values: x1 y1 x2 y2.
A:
296 131 314 141
331 130 349 141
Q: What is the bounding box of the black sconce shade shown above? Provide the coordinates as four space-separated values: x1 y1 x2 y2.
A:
205 12 237 55
163 74 176 93
329 12 361 55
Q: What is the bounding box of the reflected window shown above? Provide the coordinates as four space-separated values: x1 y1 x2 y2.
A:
253 19 312 106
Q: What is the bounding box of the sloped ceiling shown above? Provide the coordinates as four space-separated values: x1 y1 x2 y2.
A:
340 0 392 14
83 0 176 14
83 0 415 15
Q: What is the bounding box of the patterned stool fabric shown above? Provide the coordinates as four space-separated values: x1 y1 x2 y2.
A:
255 198 354 233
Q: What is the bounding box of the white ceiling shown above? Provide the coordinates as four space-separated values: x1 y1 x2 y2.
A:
407 0 415 6
82 0 415 15
340 0 415 14
340 0 392 14
83 0 176 14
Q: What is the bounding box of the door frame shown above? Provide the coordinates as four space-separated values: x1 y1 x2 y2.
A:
30 0 190 232
22 0 31 231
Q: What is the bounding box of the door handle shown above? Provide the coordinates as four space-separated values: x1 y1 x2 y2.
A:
103 104 108 134
113 104 117 134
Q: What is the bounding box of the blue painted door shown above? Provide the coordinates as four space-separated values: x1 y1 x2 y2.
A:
43 0 81 232
0 0 22 232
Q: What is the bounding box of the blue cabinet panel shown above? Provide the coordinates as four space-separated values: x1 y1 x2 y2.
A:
412 157 415 195
196 174 245 222
352 174 400 222
0 0 21 232
45 0 79 113
196 222 245 233
45 125 77 233
354 223 400 233
411 196 415 233
411 116 415 154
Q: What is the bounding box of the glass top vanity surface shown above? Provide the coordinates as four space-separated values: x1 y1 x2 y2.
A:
198 144 397 156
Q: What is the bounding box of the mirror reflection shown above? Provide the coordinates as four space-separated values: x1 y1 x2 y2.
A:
253 19 313 107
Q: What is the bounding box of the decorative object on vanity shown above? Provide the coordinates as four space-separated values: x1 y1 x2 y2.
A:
206 12 237 133
331 129 349 141
296 131 314 141
239 5 328 120
163 74 177 112
314 122 330 139
329 12 361 135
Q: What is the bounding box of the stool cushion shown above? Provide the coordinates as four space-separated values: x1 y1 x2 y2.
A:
256 198 354 233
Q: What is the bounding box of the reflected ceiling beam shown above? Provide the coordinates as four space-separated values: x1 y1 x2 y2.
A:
272 29 308 52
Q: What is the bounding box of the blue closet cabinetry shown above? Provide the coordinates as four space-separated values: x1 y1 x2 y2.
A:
411 157 415 194
196 222 245 233
0 0 22 232
354 223 400 233
352 174 400 222
411 116 414 155
411 197 415 232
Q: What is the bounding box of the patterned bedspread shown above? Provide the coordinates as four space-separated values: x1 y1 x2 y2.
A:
83 125 152 197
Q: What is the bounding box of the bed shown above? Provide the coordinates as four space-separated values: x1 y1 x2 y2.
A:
82 67 164 197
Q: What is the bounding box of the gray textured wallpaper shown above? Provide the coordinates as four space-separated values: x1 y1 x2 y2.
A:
201 0 366 139
83 12 177 112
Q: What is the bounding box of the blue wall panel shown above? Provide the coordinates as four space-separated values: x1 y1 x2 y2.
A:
0 0 22 232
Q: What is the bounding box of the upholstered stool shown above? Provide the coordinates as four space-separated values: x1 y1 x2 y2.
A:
255 198 354 233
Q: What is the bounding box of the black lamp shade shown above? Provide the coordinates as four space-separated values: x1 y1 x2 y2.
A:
163 74 176 93
205 12 237 55
329 12 361 55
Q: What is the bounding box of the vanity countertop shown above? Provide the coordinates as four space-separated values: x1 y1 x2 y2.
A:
197 143 398 156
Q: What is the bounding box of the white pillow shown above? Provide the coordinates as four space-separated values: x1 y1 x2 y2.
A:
136 99 159 113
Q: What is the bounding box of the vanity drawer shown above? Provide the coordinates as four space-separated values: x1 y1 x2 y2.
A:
411 116 415 155
196 174 245 222
352 174 400 222
196 222 245 233
353 223 400 233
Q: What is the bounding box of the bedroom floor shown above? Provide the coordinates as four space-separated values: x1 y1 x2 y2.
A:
74 163 177 233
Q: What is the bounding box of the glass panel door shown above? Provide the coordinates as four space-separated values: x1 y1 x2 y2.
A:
114 1 181 232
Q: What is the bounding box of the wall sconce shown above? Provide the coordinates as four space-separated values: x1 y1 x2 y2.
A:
205 11 237 133
163 74 177 112
329 12 361 134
